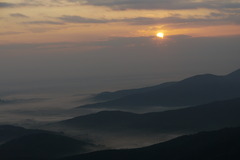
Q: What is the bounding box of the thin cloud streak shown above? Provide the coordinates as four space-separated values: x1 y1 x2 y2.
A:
0 32 24 35
10 13 29 18
58 15 110 23
57 13 240 26
23 21 65 25
0 1 43 8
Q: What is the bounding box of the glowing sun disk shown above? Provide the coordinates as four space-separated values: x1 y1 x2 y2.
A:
157 32 164 38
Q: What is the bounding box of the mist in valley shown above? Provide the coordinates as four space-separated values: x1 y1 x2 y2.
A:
1 1 240 158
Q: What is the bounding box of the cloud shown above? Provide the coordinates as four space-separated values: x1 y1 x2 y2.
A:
59 15 110 23
23 21 64 25
0 1 44 8
227 14 240 24
70 0 240 10
10 11 234 30
0 32 24 35
57 14 219 26
122 14 240 27
10 13 29 18
57 11 240 26
0 2 15 7
128 14 240 26
121 16 209 25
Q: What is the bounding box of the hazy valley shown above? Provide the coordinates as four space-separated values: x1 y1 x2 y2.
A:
1 69 240 159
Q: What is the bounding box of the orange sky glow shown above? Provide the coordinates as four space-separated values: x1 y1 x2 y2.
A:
1 0 240 45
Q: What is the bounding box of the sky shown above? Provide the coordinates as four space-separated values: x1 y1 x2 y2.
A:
1 0 240 95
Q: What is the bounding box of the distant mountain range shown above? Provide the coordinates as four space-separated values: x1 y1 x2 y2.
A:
1 69 240 159
58 97 240 135
59 127 240 160
80 68 240 108
92 82 176 102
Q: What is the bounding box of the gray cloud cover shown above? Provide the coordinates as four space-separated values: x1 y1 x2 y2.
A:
70 0 240 10
121 16 210 25
125 14 240 26
57 13 240 26
2 0 240 10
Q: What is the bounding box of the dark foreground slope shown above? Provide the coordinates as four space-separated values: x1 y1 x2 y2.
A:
81 68 240 108
0 132 95 160
60 127 240 160
60 97 240 134
0 125 52 144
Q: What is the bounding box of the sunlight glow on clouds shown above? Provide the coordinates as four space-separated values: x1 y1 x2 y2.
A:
0 0 240 45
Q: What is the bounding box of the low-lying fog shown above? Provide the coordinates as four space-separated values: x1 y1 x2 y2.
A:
0 75 185 127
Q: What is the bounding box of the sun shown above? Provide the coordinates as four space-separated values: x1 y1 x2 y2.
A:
156 32 164 38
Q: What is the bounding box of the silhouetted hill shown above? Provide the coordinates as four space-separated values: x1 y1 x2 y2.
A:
81 68 240 108
0 125 51 144
227 68 240 79
59 97 240 134
59 127 240 160
92 82 176 101
0 132 95 160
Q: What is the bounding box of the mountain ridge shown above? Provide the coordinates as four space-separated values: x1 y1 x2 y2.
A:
0 126 99 160
56 97 240 135
59 127 240 160
79 68 240 108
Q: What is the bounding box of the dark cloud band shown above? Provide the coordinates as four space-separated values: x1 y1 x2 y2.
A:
70 0 240 10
